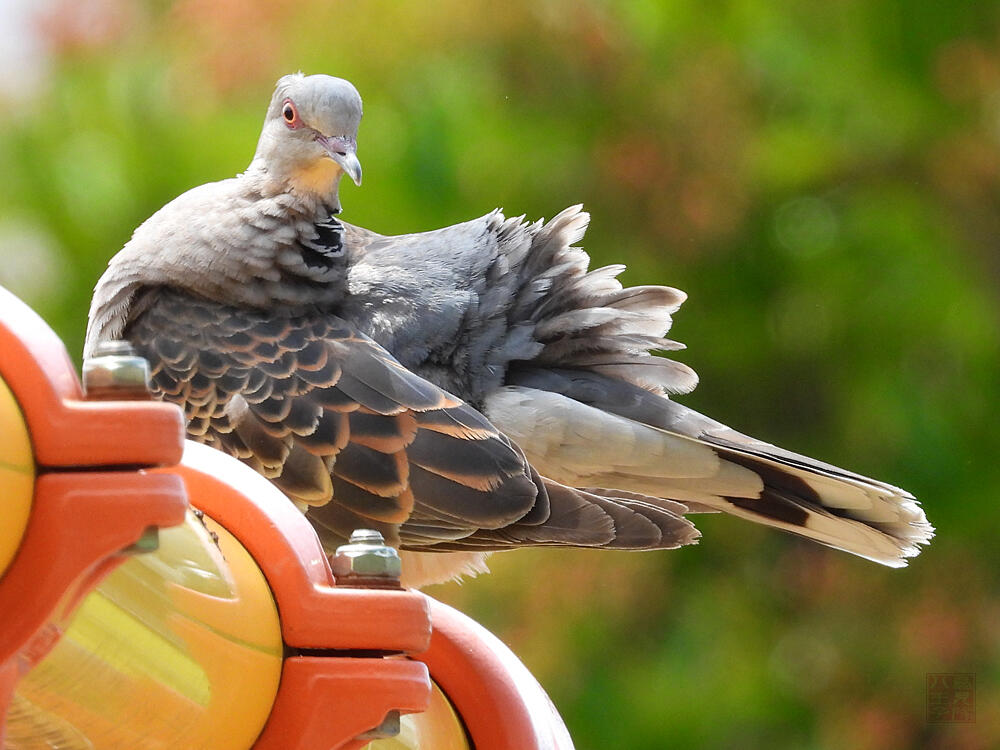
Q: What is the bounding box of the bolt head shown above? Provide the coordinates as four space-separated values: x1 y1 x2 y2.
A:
331 528 402 583
347 528 387 545
356 711 400 741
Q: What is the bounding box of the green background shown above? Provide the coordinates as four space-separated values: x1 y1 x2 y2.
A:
1 0 997 747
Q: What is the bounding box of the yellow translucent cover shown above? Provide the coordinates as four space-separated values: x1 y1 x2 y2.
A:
6 512 283 750
368 682 472 750
0 375 34 579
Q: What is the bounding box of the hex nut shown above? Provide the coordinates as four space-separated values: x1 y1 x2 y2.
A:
82 340 151 400
331 529 402 586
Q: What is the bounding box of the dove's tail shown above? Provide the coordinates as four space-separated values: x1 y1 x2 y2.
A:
489 376 933 567
678 422 933 566
486 205 933 566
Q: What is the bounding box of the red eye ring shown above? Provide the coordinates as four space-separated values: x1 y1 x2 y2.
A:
281 98 301 129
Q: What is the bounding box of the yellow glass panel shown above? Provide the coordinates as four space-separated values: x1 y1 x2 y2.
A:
368 682 472 750
0 374 34 578
7 511 283 750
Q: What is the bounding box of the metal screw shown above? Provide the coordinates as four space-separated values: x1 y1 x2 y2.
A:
331 529 402 588
82 340 151 400
355 711 401 741
122 526 160 555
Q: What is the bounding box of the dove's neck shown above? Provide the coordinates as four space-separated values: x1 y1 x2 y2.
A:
246 150 345 212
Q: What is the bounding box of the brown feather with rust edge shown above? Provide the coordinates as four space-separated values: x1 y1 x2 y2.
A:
129 290 695 561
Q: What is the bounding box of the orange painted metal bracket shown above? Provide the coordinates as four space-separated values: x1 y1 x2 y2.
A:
0 286 184 469
0 472 187 670
0 285 189 747
253 657 431 750
417 596 576 750
0 285 189 672
167 443 434 748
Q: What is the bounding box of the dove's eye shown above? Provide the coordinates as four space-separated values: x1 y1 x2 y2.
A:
281 99 301 129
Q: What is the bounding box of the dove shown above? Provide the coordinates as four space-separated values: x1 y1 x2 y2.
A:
86 73 932 587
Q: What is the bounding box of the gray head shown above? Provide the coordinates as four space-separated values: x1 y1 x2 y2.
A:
252 73 363 200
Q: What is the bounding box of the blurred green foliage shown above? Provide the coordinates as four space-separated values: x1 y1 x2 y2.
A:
1 0 998 747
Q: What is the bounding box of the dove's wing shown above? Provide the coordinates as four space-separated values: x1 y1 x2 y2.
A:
127 287 698 553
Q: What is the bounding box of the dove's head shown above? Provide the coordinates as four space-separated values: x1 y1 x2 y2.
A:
253 73 363 202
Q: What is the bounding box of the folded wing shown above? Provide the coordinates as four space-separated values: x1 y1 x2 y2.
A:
128 288 698 552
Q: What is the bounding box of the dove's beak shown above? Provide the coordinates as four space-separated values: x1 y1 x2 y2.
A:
318 135 363 186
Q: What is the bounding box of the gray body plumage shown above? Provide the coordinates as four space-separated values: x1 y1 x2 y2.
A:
86 74 932 585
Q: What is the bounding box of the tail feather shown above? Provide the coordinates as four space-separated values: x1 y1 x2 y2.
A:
704 444 933 566
427 480 700 551
570 485 700 550
722 489 923 567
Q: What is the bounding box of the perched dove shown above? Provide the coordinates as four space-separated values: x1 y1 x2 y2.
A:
87 73 932 586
